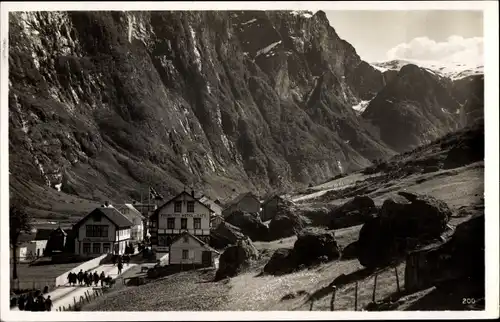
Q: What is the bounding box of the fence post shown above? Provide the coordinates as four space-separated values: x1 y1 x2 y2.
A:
372 273 378 303
394 266 401 293
354 281 358 311
330 286 337 311
74 297 77 307
309 300 314 311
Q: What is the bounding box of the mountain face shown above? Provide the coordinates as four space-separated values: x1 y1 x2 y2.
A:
8 10 482 208
361 64 463 152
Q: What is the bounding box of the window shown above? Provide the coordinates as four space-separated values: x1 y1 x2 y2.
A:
92 243 101 254
83 243 91 254
181 218 187 229
167 218 175 229
158 235 168 246
193 218 201 229
174 201 182 213
103 243 111 253
182 250 189 260
183 235 189 243
187 201 195 213
85 225 109 237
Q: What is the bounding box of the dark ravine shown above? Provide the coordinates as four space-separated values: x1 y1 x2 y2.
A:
8 10 483 214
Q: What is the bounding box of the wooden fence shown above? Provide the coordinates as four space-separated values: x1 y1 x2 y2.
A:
309 265 403 311
55 288 105 311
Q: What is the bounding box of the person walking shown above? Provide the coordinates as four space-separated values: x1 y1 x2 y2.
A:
25 293 34 311
17 294 25 311
77 269 84 286
117 261 123 275
93 271 99 286
44 296 53 311
100 271 106 287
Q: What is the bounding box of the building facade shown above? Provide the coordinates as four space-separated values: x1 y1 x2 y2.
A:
150 191 213 252
117 204 145 243
169 232 220 267
222 192 261 218
73 207 133 257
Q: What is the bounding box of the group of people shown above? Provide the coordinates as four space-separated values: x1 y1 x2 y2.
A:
16 291 52 311
66 269 112 287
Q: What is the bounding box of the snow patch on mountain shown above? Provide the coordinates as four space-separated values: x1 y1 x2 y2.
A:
352 100 371 114
371 59 483 80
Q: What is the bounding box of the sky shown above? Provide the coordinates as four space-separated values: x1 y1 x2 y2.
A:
324 11 484 64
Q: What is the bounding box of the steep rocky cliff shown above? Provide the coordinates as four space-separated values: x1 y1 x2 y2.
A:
8 10 477 214
362 64 464 152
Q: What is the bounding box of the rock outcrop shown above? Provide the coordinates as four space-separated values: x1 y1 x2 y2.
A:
357 192 452 269
225 210 269 241
268 207 309 240
215 237 259 281
263 227 340 275
329 195 377 229
210 221 246 249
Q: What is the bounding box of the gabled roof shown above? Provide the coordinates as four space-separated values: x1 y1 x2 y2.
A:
116 204 145 222
51 227 67 236
152 191 214 219
224 192 259 209
74 207 134 230
170 231 220 254
199 195 223 213
34 229 52 241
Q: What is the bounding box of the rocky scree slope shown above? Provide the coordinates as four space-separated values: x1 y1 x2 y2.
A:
9 10 393 205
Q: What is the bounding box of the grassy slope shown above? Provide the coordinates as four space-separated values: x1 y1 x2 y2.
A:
80 123 484 311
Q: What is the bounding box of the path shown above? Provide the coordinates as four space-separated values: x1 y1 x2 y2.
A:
12 263 136 311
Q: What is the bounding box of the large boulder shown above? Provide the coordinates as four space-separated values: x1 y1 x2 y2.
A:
293 228 341 266
214 238 259 281
329 195 377 229
268 207 309 240
263 248 298 275
225 211 269 241
341 241 359 260
405 213 484 292
357 192 452 269
210 221 246 249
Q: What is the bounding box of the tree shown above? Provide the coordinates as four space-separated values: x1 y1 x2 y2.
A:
10 199 33 280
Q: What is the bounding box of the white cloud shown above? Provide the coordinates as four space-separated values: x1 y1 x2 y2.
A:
386 36 483 66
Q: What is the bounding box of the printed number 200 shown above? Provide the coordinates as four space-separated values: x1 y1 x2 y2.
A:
462 298 476 305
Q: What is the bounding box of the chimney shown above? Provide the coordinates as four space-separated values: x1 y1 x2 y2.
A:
191 189 195 197
104 201 110 207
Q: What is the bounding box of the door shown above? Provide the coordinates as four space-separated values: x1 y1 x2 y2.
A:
202 251 212 267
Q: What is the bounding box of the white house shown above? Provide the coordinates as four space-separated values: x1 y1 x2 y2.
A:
73 205 133 256
169 231 220 267
117 204 145 243
150 190 213 252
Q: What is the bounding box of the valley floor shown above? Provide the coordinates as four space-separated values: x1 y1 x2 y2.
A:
81 161 484 311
